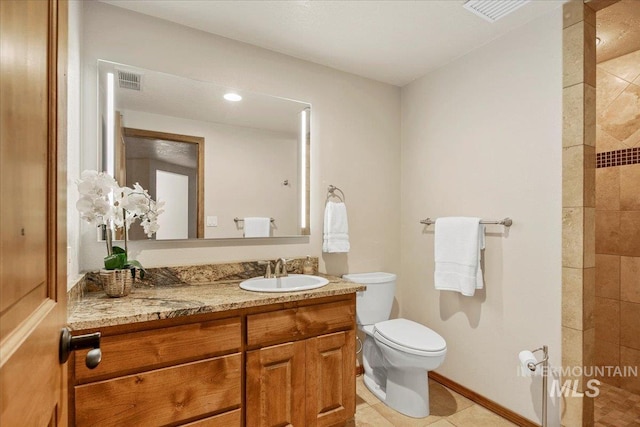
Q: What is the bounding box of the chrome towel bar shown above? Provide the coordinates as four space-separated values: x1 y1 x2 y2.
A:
234 217 275 223
420 217 513 227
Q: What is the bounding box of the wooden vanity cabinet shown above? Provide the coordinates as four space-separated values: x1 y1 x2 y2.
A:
245 296 356 427
69 293 357 427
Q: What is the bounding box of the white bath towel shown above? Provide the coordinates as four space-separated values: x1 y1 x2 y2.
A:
323 202 350 253
243 217 271 238
434 217 485 296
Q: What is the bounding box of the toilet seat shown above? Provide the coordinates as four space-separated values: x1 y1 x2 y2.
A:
373 318 446 356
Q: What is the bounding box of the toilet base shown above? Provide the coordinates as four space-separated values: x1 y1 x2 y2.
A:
363 373 387 402
364 368 431 418
384 367 430 418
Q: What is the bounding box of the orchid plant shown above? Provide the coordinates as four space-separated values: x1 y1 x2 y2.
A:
76 170 164 278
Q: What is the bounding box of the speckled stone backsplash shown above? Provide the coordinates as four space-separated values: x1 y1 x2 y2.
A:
74 257 319 297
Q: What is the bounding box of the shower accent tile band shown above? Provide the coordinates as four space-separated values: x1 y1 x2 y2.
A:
596 147 640 168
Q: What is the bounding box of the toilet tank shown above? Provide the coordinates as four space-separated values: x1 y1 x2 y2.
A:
342 272 396 326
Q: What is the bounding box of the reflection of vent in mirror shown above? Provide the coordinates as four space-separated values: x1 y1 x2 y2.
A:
117 70 142 90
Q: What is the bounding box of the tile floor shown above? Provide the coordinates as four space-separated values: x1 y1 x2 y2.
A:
594 382 640 427
354 375 517 427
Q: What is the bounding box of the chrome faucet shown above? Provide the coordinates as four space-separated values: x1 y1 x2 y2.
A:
274 258 290 277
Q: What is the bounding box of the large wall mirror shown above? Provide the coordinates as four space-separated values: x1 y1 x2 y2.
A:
97 60 311 240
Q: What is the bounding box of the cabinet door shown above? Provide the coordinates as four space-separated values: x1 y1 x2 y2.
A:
305 330 356 427
246 341 306 427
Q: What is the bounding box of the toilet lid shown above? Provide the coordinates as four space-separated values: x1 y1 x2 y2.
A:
374 319 446 353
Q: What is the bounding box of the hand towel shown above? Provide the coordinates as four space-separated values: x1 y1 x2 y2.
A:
243 217 271 238
434 217 485 296
323 201 350 253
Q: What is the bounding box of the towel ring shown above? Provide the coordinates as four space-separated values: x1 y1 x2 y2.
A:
327 185 345 202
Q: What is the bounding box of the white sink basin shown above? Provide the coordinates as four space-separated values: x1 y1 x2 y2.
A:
240 274 329 293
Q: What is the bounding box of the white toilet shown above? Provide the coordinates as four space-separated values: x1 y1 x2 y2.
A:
343 272 447 418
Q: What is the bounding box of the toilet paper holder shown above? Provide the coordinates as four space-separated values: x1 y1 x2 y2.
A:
523 345 548 372
520 345 548 427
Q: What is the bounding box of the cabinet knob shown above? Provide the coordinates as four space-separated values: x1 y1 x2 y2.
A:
59 327 102 369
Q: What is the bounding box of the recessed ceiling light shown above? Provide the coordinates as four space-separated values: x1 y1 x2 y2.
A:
596 37 602 46
224 93 242 102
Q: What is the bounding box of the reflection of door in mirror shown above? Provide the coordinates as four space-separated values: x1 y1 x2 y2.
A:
122 127 204 240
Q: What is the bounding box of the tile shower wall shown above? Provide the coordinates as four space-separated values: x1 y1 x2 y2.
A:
594 48 640 394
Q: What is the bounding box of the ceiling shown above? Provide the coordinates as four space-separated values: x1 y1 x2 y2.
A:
101 0 565 86
126 137 198 170
596 0 640 63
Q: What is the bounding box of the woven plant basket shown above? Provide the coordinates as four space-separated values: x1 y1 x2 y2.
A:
99 269 134 297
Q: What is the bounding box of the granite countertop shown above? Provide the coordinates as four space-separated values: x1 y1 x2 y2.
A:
67 275 364 331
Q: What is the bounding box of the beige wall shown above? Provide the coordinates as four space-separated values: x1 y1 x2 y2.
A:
399 9 563 425
77 1 401 274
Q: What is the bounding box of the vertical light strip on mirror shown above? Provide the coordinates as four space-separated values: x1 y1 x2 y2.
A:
103 72 116 238
106 72 115 177
300 108 308 229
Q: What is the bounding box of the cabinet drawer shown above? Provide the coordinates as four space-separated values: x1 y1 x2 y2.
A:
74 353 241 427
247 300 354 347
75 317 240 383
180 408 241 426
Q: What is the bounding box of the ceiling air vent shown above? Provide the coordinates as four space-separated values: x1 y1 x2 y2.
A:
463 0 530 22
117 70 142 91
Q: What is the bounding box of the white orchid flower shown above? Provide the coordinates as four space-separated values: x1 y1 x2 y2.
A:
76 171 163 246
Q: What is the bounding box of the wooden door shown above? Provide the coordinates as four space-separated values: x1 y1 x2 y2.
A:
305 331 356 427
0 0 68 425
246 341 306 427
